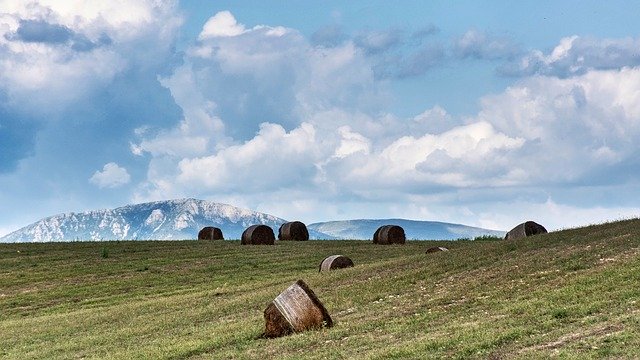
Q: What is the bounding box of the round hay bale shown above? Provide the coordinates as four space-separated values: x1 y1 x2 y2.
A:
278 221 309 241
263 279 333 338
197 226 224 240
372 225 406 245
241 225 275 245
373 226 382 243
505 221 548 240
425 246 449 253
319 255 354 272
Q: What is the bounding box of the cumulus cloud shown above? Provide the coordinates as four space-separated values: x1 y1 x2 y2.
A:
0 0 183 227
0 0 181 111
90 163 131 188
198 10 246 39
0 7 628 232
322 121 525 191
133 11 640 211
476 67 640 185
0 0 182 166
176 123 321 192
501 35 640 77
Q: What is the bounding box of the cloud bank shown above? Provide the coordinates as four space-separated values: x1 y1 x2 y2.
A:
2 5 640 233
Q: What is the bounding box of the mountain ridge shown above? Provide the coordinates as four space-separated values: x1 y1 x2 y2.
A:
0 198 505 242
0 198 294 242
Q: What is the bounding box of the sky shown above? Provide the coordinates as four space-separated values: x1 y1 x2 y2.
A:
2 0 640 236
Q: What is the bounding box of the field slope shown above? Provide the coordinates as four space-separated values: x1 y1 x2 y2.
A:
1 219 639 359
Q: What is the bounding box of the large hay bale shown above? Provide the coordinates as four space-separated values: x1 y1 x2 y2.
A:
504 221 548 240
241 225 275 245
373 226 382 243
278 221 309 241
197 226 224 240
319 255 354 272
372 225 406 245
425 246 449 253
263 279 333 338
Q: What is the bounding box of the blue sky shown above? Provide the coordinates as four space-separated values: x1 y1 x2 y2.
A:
2 1 640 236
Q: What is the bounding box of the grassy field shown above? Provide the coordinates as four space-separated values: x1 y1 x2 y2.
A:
1 219 639 359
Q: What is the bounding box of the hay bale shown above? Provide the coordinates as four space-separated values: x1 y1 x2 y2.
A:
319 255 354 272
278 221 309 241
373 226 382 243
197 226 224 240
425 246 449 253
505 221 548 240
263 279 333 338
372 225 406 245
241 225 275 245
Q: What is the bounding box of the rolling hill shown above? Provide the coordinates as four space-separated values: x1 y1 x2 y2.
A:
1 219 638 358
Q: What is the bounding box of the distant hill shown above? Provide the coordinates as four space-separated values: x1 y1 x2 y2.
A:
0 198 331 242
308 219 505 240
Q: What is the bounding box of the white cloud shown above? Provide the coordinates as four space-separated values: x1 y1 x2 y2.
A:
127 12 640 233
199 11 245 39
333 126 371 158
176 122 320 192
502 35 640 77
322 121 525 190
477 67 640 183
90 163 131 188
0 0 181 112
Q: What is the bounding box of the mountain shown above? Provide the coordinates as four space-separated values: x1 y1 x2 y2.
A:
0 199 504 242
0 198 330 242
308 219 505 240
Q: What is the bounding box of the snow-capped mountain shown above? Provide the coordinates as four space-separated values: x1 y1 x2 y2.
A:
0 199 301 242
308 219 505 240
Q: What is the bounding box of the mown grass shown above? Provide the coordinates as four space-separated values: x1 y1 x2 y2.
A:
1 219 639 359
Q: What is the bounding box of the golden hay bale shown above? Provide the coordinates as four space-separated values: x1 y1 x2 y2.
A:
505 221 548 240
425 246 449 253
372 225 406 245
263 279 333 338
241 225 275 245
197 226 224 240
278 221 309 241
319 255 354 272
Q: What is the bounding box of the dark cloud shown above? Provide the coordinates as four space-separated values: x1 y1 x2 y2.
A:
12 20 73 44
311 24 347 47
354 28 404 54
71 33 112 52
394 43 446 78
342 26 445 79
6 20 112 52
409 25 440 43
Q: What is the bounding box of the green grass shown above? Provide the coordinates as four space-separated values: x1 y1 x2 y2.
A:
1 219 639 359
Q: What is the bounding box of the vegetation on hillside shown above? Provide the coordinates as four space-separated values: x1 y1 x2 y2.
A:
1 219 639 359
